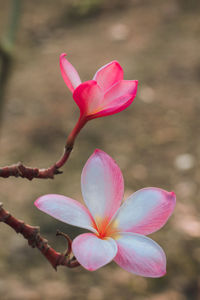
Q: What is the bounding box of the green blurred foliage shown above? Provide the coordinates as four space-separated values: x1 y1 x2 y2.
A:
66 0 130 20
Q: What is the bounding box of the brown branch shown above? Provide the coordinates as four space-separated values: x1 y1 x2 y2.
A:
0 116 87 180
0 202 80 269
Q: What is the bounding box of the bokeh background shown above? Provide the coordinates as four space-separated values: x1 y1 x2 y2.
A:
0 0 200 299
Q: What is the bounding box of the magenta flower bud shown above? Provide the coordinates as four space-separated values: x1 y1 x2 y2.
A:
60 53 138 120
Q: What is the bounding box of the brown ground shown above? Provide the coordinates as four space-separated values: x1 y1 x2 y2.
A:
0 0 200 299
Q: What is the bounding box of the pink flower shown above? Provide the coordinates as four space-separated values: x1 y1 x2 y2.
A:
35 150 176 277
60 53 138 120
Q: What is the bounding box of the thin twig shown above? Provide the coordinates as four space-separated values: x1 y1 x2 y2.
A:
0 116 87 180
0 202 80 270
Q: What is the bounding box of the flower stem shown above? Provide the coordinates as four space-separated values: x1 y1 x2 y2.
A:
0 116 87 180
55 116 87 169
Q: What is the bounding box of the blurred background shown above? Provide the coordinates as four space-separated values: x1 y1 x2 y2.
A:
0 0 200 299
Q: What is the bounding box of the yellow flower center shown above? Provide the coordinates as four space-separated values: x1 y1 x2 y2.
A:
92 216 119 239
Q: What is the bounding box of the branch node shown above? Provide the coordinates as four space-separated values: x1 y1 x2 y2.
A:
25 227 40 247
37 237 48 250
65 144 73 152
54 169 63 175
0 210 10 222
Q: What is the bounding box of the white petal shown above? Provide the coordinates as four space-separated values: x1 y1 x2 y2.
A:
81 149 124 226
72 233 117 271
35 194 96 233
111 188 176 235
114 233 166 277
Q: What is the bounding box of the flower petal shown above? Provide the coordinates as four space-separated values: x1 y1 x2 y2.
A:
104 80 138 106
111 188 176 235
114 233 166 277
81 149 124 227
73 80 104 117
92 80 138 118
35 194 96 233
72 233 117 271
93 61 123 93
60 53 81 93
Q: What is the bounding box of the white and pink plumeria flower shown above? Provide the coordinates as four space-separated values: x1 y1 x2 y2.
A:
35 150 176 277
60 53 138 120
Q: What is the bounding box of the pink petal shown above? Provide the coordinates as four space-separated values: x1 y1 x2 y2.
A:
93 61 123 93
114 233 166 277
104 80 138 105
111 188 176 235
73 80 103 117
60 53 81 93
72 233 117 271
81 149 124 227
92 80 138 118
35 194 96 233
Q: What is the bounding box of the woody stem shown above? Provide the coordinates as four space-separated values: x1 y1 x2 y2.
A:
0 202 80 269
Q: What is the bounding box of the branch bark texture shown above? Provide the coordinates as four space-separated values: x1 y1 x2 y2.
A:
0 202 80 270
